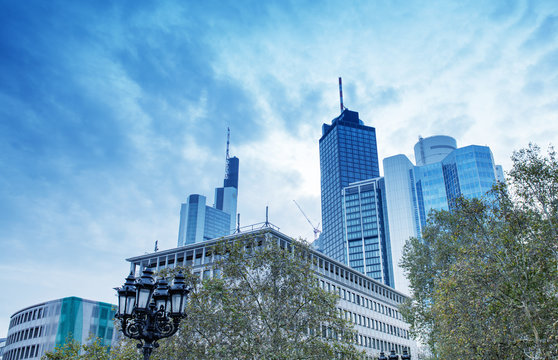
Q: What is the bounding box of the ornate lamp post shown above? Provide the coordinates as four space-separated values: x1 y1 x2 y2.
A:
115 268 190 360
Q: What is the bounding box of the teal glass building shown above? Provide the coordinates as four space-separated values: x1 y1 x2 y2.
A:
319 109 380 264
4 297 117 360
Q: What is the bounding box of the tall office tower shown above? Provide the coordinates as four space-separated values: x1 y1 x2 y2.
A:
342 177 394 286
319 109 380 263
383 135 502 294
177 130 239 246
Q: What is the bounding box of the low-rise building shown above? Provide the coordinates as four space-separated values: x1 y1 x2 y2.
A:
3 297 117 360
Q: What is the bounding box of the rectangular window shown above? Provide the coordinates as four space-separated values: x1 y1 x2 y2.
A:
185 251 193 266
194 249 203 266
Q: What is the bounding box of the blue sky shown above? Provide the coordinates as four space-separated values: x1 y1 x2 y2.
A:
1 0 557 336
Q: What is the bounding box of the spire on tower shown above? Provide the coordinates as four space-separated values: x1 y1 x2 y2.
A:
226 127 230 160
339 77 344 114
225 127 230 181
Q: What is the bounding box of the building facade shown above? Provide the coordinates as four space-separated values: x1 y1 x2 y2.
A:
3 297 117 360
127 228 416 358
383 135 502 294
342 178 394 287
319 109 380 264
177 194 232 245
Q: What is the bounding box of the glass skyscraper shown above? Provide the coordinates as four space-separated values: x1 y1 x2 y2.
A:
319 109 380 263
215 155 239 231
342 178 393 286
383 135 502 294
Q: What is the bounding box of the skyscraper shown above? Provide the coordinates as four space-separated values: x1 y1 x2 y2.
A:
341 177 394 286
177 130 239 246
383 135 502 294
319 109 380 263
215 155 239 230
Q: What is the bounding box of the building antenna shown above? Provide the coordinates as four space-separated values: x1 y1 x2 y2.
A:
225 127 230 181
338 77 344 114
265 206 270 227
226 127 230 160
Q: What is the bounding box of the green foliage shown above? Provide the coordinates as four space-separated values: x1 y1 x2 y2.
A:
115 232 363 359
42 336 110 360
401 144 558 359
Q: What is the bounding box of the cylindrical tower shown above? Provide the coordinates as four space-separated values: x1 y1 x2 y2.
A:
414 135 457 166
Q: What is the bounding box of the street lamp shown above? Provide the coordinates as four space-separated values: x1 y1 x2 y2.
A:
115 268 190 360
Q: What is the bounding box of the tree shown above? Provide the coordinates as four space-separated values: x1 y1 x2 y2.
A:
118 232 362 360
42 336 110 360
400 144 558 359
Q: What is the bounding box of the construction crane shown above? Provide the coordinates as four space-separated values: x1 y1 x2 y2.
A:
293 200 321 241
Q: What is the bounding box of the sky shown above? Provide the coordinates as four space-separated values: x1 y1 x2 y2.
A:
1 0 558 337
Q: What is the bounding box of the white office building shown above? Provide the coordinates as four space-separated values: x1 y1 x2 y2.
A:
128 227 417 358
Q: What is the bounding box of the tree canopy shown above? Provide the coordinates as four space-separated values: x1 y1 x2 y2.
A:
42 336 111 360
400 144 558 359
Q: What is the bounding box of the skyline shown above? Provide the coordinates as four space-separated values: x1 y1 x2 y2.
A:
2 0 558 337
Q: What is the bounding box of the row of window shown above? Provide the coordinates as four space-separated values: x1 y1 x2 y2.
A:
315 254 403 305
341 308 409 339
9 306 51 328
319 279 403 322
3 344 41 360
89 324 114 340
6 326 43 345
355 332 410 356
141 234 405 308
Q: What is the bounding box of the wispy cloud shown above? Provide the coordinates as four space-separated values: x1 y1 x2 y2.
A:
1 0 558 336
